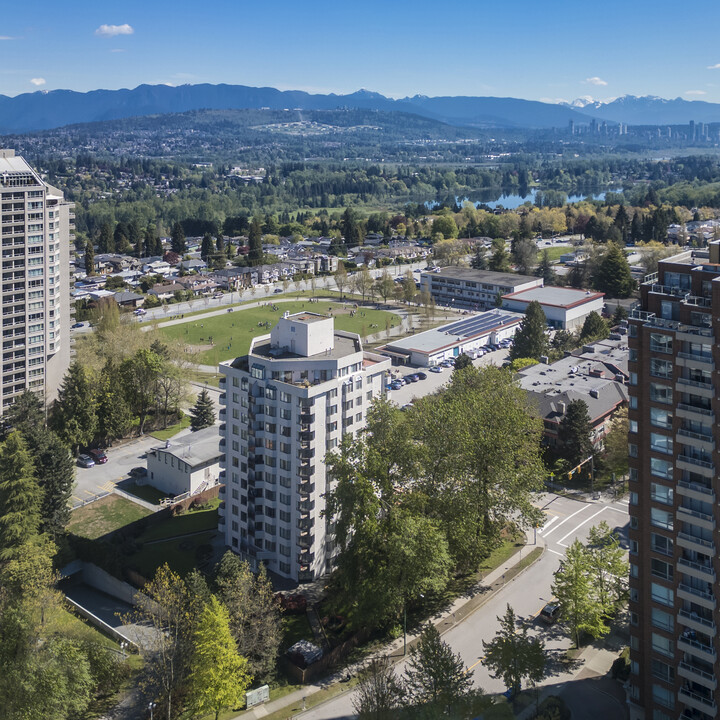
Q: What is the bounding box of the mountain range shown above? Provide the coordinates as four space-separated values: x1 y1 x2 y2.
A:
0 83 719 134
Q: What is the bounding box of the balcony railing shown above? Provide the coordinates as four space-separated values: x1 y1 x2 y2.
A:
677 532 715 551
679 583 716 604
677 428 714 443
677 403 713 416
679 557 716 580
678 608 716 632
678 455 714 470
678 687 717 714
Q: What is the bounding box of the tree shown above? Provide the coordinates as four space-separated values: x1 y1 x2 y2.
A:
602 407 629 478
508 301 548 361
586 522 628 616
353 657 404 720
482 605 546 695
341 207 363 246
122 348 163 435
612 304 628 325
248 217 263 265
200 233 214 261
404 624 473 712
170 222 187 255
535 249 556 284
334 262 348 298
552 540 609 647
511 237 537 275
96 361 132 445
471 247 487 270
374 271 395 304
353 267 374 303
579 311 609 343
97 222 114 254
401 270 417 304
186 596 251 720
592 243 634 298
453 353 472 371
432 215 458 239
214 552 282 680
0 432 41 561
84 239 95 275
559 399 593 467
488 237 511 272
51 362 96 454
1 390 44 440
190 388 216 431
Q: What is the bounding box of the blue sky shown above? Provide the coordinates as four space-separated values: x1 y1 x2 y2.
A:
2 0 720 103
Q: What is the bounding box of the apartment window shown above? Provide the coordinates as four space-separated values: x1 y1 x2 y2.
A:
279 544 290 557
651 559 673 581
279 510 291 523
629 372 638 386
280 408 291 420
280 493 290 506
651 685 674 710
629 419 638 434
650 333 672 354
280 391 291 403
650 433 673 454
651 584 673 608
650 483 673 505
630 587 639 602
628 443 638 458
355 412 362 422
650 457 673 480
629 395 637 410
650 407 672 429
280 442 291 454
630 563 638 578
650 358 673 379
279 562 290 574
651 533 673 556
650 508 673 531
651 608 674 633
650 383 672 404
630 635 639 651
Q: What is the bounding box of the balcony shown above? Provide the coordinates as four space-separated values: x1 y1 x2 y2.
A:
678 633 716 663
677 504 716 531
297 518 314 532
678 557 716 584
677 454 715 478
678 609 717 636
678 661 717 691
677 428 715 452
677 351 714 368
678 479 715 503
677 403 714 422
297 532 313 549
679 687 717 716
678 582 717 611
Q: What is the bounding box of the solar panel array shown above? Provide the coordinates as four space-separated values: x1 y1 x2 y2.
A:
442 311 513 337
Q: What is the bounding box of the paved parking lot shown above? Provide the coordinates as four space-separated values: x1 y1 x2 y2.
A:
385 347 510 406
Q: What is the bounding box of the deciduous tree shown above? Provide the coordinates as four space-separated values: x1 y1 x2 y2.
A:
353 657 404 720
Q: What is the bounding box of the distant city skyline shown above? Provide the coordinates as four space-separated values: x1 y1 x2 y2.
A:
2 0 720 103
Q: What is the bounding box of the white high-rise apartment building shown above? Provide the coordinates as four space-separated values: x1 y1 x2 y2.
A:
0 150 72 409
218 312 391 582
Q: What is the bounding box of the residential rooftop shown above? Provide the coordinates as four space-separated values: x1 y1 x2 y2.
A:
150 426 221 468
502 286 604 309
423 267 540 286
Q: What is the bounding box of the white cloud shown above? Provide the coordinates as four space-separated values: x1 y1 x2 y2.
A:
584 77 608 86
95 24 134 38
0 36 16 41
685 90 707 96
707 63 720 69
110 48 126 53
30 78 46 86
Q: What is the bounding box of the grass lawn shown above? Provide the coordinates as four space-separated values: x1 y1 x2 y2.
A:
122 481 166 505
158 300 401 364
541 246 570 262
128 530 216 578
139 499 220 542
68 495 151 540
188 369 221 386
46 604 119 650
150 415 191 441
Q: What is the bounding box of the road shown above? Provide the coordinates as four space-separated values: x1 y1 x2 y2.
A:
297 492 629 720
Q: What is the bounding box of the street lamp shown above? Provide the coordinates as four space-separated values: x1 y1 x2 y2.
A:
148 702 156 720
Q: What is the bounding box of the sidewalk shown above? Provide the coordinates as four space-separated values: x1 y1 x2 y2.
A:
234 529 545 719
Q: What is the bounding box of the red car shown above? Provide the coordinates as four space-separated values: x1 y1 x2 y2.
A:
89 449 108 464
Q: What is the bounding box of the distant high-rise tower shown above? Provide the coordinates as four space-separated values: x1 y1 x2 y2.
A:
569 119 575 135
690 120 696 142
0 150 72 410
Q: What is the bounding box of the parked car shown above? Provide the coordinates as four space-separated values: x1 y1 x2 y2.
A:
129 466 147 479
430 366 443 373
89 449 108 464
417 372 427 380
539 602 561 625
274 288 283 293
77 454 95 468
133 308 147 316
71 321 84 329
406 374 419 383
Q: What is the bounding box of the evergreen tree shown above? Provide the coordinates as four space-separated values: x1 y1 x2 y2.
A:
508 301 548 361
535 249 556 284
511 237 537 274
579 311 609 342
248 217 263 265
84 239 95 275
189 389 216 431
341 207 363 246
482 604 546 695
630 213 643 244
97 222 114 254
96 361 132 445
200 233 213 262
0 432 41 561
186 596 251 720
488 237 511 272
114 221 130 254
592 242 634 298
612 304 628 325
404 624 473 712
170 222 187 255
471 247 487 270
453 354 472 371
24 428 74 539
559 399 593 466
214 552 282 680
215 234 225 255
1 390 44 440
143 225 156 257
51 362 97 454
613 205 629 244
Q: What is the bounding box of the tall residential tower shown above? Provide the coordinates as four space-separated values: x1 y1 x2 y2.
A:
218 312 390 582
629 244 720 720
0 150 72 409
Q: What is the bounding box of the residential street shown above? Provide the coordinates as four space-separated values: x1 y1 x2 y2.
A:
292 492 629 720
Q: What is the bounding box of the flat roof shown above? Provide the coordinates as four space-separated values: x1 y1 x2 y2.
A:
502 286 604 309
287 312 328 324
383 309 523 355
251 332 359 361
153 425 221 467
423 267 540 286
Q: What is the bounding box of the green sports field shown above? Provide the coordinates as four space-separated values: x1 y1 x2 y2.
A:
158 300 402 364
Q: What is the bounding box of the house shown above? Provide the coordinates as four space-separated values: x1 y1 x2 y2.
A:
148 282 186 300
177 258 207 272
175 275 220 295
142 260 172 277
146 426 222 496
211 267 255 290
112 291 144 308
516 355 628 450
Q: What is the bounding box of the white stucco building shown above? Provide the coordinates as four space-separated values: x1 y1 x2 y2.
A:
218 312 391 583
146 426 222 496
502 286 605 330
